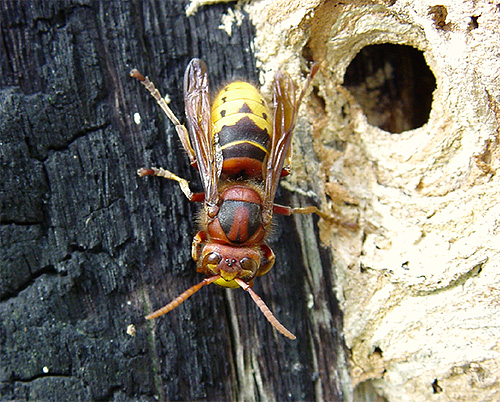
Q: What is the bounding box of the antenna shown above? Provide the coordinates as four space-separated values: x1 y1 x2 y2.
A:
145 275 221 320
235 278 296 340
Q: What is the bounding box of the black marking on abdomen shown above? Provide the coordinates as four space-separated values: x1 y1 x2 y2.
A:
218 116 270 150
222 141 267 162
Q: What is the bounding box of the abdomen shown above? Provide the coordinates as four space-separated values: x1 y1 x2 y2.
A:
211 82 272 178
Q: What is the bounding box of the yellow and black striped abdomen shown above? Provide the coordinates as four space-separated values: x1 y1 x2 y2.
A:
212 82 272 178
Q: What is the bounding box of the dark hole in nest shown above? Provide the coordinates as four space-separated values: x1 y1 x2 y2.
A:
343 44 436 134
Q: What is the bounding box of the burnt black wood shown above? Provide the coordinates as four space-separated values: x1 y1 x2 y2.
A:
0 1 347 400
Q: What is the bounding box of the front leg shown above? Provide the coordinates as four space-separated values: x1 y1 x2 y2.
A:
138 167 205 202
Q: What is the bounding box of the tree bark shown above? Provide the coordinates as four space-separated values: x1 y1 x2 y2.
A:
0 1 349 401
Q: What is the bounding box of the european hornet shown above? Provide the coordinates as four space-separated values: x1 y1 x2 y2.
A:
131 59 324 339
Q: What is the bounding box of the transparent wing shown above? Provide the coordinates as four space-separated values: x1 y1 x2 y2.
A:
262 70 298 219
184 58 220 205
262 64 319 221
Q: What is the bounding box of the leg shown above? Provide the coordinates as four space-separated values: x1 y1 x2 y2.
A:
273 203 357 229
273 203 329 219
130 69 197 166
137 167 205 202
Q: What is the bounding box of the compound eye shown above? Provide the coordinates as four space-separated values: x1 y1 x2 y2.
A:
203 252 222 273
240 257 258 278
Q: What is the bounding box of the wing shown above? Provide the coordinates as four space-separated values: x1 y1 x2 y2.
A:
262 70 299 222
184 58 220 206
262 64 320 223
